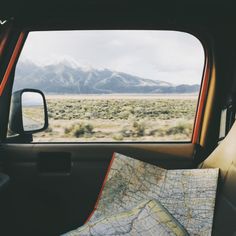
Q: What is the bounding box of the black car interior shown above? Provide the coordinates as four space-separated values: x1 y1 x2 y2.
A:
0 1 236 235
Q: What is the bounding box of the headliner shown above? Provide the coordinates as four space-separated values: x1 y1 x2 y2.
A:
0 0 234 31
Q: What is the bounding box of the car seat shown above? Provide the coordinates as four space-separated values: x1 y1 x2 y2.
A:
200 121 236 236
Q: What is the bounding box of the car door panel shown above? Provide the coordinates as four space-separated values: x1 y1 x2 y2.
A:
0 143 196 236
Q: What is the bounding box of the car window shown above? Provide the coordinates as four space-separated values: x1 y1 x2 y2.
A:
8 30 205 142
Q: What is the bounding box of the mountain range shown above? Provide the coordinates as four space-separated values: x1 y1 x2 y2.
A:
13 60 200 94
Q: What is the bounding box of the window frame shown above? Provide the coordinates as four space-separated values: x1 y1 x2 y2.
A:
2 29 209 144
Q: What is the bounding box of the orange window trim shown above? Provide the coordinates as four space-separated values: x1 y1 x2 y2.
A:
0 26 11 55
0 32 25 96
0 35 8 55
192 56 210 144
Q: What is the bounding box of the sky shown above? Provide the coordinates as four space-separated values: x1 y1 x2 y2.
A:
22 92 44 106
19 30 205 85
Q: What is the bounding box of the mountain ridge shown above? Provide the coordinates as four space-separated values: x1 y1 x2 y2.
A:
13 60 200 94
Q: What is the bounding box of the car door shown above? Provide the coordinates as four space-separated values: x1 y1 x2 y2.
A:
0 27 211 236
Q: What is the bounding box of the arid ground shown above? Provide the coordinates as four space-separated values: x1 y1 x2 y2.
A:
31 94 198 142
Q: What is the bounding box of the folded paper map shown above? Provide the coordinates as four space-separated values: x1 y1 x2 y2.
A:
66 199 189 236
65 153 219 236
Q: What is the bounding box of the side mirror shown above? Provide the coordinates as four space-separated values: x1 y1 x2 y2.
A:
9 89 48 135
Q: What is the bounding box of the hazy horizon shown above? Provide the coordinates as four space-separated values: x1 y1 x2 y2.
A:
18 30 205 85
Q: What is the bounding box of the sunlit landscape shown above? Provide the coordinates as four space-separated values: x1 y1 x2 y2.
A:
32 94 198 142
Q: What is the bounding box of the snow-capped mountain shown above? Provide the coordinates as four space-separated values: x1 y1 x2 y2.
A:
13 60 200 94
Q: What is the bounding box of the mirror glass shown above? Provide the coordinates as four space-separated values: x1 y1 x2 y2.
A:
22 91 45 131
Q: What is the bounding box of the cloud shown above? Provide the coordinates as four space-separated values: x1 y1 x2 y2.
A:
19 30 204 85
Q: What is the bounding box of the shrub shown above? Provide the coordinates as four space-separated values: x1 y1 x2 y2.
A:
166 122 192 136
133 121 145 136
121 129 132 137
112 134 124 141
45 127 53 133
64 123 94 137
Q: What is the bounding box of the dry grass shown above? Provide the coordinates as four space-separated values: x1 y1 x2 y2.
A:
32 94 198 142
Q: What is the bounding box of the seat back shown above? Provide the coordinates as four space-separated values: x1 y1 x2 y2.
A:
201 122 236 236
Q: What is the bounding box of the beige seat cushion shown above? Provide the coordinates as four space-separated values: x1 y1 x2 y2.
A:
201 122 236 235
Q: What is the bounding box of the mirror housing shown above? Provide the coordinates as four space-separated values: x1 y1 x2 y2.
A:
9 89 48 135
